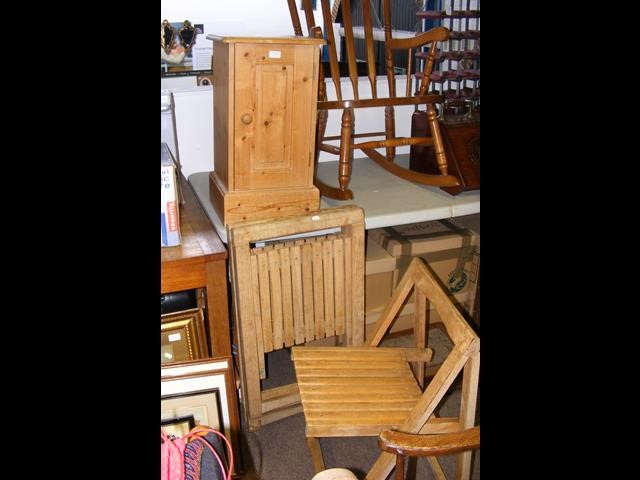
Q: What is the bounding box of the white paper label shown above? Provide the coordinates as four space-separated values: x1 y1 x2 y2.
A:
168 333 181 342
268 50 281 58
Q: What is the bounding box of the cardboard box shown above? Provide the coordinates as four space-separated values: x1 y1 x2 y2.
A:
365 236 398 316
368 219 480 323
449 213 480 326
161 143 182 247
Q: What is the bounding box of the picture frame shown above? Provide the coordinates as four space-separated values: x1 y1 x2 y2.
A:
161 357 240 473
161 414 196 439
161 307 208 364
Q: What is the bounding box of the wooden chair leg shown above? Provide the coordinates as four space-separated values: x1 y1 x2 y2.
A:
426 103 448 175
395 454 405 480
384 105 396 161
338 108 354 195
406 456 417 480
307 436 326 473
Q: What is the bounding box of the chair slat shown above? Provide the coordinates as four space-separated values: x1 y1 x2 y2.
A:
286 0 303 36
301 241 315 341
312 239 325 340
333 237 345 336
343 236 353 343
256 249 273 353
361 0 378 96
382 0 396 98
294 359 414 369
267 248 284 349
340 0 359 100
303 401 419 411
301 0 317 35
307 411 412 425
297 377 417 387
294 346 413 358
405 48 413 97
250 254 266 378
322 238 335 335
320 0 343 101
289 244 306 344
296 368 413 378
279 246 295 347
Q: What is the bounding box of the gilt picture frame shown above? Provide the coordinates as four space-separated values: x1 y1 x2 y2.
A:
161 308 208 364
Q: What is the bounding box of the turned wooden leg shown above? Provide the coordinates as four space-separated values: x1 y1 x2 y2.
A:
384 105 396 161
395 454 405 480
338 108 354 195
316 108 328 175
307 436 326 473
426 103 448 175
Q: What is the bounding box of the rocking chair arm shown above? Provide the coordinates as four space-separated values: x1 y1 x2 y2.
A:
378 426 480 457
318 94 443 110
389 26 450 51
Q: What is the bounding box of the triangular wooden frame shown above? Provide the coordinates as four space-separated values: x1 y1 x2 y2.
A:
368 257 480 479
297 257 480 480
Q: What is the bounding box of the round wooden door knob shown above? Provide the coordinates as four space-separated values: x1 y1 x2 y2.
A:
241 113 253 124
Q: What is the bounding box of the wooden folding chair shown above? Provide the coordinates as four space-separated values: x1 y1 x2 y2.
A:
287 0 460 200
227 205 366 431
292 257 480 480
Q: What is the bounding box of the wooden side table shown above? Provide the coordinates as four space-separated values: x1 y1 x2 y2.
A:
162 174 231 358
161 174 242 468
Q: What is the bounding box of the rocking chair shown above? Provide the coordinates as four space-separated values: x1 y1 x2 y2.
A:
287 0 461 200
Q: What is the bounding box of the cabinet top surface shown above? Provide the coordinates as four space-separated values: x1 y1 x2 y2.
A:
161 174 227 264
206 34 325 46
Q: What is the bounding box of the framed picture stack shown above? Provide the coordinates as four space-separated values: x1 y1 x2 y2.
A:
161 357 241 475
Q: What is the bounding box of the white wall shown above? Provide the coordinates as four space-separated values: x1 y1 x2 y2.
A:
160 0 323 38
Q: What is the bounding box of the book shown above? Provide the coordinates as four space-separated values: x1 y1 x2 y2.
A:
161 143 182 247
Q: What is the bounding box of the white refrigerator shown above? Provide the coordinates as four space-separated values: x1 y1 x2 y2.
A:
160 85 214 179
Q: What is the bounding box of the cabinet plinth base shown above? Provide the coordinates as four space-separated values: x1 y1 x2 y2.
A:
209 172 320 226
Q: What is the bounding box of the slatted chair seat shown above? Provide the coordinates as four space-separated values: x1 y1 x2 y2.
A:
291 257 480 480
294 346 427 437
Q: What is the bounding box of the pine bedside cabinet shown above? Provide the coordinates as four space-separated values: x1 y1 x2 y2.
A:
207 35 325 226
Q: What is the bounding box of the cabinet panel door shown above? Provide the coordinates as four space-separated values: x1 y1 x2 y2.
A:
234 43 316 190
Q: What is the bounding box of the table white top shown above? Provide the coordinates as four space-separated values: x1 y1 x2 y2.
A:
189 156 479 243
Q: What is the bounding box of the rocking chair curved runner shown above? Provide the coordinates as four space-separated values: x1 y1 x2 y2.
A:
287 0 460 200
